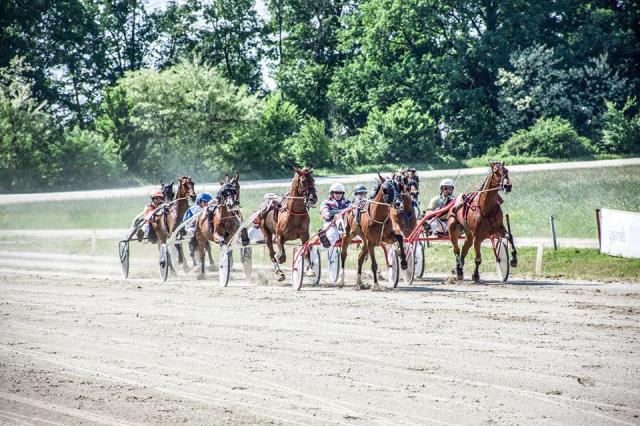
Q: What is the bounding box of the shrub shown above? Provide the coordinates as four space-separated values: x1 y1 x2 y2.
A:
285 117 332 168
501 117 594 158
597 98 640 154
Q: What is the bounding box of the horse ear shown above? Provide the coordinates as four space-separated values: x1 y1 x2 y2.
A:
501 161 505 167
160 179 164 185
170 181 174 186
293 167 302 175
377 173 385 183
235 172 239 180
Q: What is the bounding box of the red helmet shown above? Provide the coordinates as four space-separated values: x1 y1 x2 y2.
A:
150 190 164 199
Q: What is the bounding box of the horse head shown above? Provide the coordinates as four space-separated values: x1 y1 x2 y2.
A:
402 169 420 200
223 172 241 205
160 180 175 201
177 176 196 201
377 173 404 212
489 161 512 193
216 181 237 209
293 167 318 207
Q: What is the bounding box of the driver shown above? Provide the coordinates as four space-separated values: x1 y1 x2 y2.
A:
318 183 351 248
137 189 164 243
426 178 455 236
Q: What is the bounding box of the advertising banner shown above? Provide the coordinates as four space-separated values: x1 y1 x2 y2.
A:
599 208 640 258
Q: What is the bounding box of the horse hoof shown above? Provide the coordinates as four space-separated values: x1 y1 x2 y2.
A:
276 272 286 282
510 258 518 268
371 286 383 292
472 273 480 283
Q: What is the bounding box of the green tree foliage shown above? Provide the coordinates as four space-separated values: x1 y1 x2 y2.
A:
99 59 260 179
285 117 332 167
501 117 594 159
598 98 640 154
343 99 438 165
0 58 127 192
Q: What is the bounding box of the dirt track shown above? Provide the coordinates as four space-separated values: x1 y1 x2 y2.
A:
1 251 639 425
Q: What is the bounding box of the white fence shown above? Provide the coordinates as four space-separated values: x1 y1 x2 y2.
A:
598 208 640 259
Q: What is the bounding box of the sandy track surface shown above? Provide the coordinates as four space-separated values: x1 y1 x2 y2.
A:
1 251 639 425
2 157 638 205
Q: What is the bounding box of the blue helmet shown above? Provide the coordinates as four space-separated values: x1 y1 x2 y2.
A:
196 192 212 203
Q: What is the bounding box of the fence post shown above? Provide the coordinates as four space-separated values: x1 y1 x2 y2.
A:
535 242 544 275
595 208 602 251
549 215 557 250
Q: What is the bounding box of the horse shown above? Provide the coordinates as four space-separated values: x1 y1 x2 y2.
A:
189 173 244 272
399 168 420 204
447 161 518 283
257 167 318 281
150 176 196 273
391 172 418 237
194 180 246 279
338 174 408 291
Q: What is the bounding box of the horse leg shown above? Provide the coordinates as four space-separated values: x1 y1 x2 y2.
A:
205 241 216 271
502 225 518 267
188 238 198 271
395 233 408 270
176 243 189 273
355 243 368 290
369 244 382 292
449 223 464 280
471 237 482 283
265 230 285 281
196 239 206 280
276 235 286 264
338 235 352 289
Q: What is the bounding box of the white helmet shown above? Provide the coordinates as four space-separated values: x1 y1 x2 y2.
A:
263 193 277 200
440 178 455 188
329 182 346 193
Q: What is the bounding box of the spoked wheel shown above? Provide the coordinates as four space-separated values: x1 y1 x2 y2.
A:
292 247 305 291
219 247 232 287
385 245 400 288
309 246 321 285
494 238 510 282
240 247 252 279
119 240 129 279
159 243 170 282
402 243 415 286
327 247 342 283
414 241 425 279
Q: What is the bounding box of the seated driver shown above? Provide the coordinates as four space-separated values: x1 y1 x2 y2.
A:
426 178 455 236
137 189 165 243
318 183 351 248
182 191 212 245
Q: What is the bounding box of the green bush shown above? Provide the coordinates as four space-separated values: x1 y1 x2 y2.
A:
597 98 640 154
355 99 438 164
501 117 594 158
284 117 332 168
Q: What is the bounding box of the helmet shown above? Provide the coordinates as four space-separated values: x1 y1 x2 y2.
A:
439 178 455 189
353 184 367 194
150 190 164 199
263 193 277 200
329 183 345 193
196 192 212 204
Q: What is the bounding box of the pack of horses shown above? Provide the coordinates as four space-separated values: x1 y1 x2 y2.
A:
146 162 517 288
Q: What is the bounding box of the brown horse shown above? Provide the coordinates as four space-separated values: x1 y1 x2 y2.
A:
338 174 408 291
257 167 318 281
391 172 418 236
194 180 246 279
448 162 517 282
150 176 196 273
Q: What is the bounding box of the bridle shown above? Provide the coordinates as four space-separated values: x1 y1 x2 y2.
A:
288 171 317 214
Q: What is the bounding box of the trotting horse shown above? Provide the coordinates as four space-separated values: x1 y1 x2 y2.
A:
257 167 318 281
447 161 518 283
150 176 196 273
338 174 408 291
391 172 418 236
194 181 248 279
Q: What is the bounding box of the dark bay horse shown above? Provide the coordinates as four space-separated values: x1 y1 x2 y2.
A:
257 167 318 281
391 172 418 236
339 174 408 291
150 176 196 273
448 162 518 282
194 181 245 279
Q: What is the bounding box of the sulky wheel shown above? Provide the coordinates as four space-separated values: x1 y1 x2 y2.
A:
401 243 415 286
385 245 400 288
494 238 510 282
309 246 321 285
327 247 341 284
119 240 130 279
219 247 232 287
159 243 170 282
291 247 305 291
414 241 425 279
